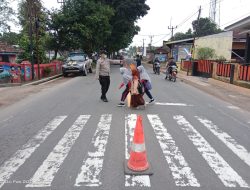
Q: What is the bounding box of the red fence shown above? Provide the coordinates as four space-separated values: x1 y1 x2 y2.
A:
239 64 250 81
197 60 213 74
182 60 192 70
216 63 231 77
0 61 62 83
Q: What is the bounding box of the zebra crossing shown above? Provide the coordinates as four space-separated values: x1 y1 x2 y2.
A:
0 113 249 189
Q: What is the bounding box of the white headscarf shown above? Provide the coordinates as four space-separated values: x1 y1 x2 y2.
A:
137 65 151 83
120 67 132 85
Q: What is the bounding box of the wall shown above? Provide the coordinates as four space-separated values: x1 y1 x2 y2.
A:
194 31 233 60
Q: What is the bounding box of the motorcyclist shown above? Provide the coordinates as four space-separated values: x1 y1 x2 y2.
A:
165 57 177 79
153 57 160 73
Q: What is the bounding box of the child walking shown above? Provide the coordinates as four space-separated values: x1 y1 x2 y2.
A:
117 64 132 107
137 65 155 104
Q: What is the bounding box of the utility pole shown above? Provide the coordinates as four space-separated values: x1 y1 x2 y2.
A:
35 4 40 80
195 5 202 37
27 0 35 80
149 35 153 50
168 26 177 39
142 38 145 56
189 5 202 75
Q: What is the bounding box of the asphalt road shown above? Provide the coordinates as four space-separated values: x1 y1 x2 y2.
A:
0 65 249 190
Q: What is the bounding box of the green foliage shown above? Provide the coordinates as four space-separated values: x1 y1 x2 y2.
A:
171 28 193 41
192 17 222 37
17 0 48 63
46 0 114 55
104 0 150 52
170 18 223 41
0 0 15 33
43 67 52 76
17 34 31 62
0 32 20 45
196 47 216 60
46 0 149 55
216 55 226 62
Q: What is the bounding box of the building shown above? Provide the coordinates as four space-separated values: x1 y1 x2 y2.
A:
225 16 250 63
0 42 21 63
163 38 193 61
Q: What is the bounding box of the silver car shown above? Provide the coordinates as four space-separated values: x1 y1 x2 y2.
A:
62 53 92 77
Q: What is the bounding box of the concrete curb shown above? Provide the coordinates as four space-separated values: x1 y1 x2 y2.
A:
0 83 22 88
22 74 63 86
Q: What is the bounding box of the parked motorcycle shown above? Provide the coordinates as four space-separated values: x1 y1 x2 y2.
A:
153 61 161 75
166 65 177 82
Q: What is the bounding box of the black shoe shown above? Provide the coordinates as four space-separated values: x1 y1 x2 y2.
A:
149 99 155 104
117 102 125 107
103 97 108 102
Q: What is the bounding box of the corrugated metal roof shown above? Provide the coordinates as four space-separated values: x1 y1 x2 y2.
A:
163 38 194 45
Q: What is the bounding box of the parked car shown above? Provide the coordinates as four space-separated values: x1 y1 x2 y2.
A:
62 52 92 77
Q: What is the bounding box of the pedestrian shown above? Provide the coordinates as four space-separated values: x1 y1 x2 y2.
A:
95 50 122 102
137 65 155 104
129 64 145 108
117 62 132 107
135 54 142 67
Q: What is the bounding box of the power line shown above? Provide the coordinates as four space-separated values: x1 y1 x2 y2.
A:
152 33 171 45
220 12 250 28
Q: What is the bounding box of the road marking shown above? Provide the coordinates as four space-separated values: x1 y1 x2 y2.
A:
196 116 250 167
26 115 91 187
227 106 240 110
75 114 112 187
0 116 67 189
174 115 249 188
154 102 193 106
228 95 237 98
0 115 13 123
125 114 150 187
147 115 200 187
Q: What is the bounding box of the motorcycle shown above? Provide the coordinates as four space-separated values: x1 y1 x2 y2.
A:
153 61 160 75
166 65 177 82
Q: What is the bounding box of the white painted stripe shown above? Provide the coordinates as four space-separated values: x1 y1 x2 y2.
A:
0 116 67 189
147 115 200 187
174 115 249 188
125 114 150 187
154 102 193 106
75 114 112 186
227 106 240 110
26 115 91 187
131 143 146 152
196 116 250 167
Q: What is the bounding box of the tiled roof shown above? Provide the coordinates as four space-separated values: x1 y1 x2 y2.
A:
0 42 21 53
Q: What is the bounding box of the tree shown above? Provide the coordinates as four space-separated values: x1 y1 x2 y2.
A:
192 17 222 37
0 32 20 45
46 0 114 55
46 0 149 55
170 28 193 41
17 0 48 63
103 0 150 52
0 0 15 33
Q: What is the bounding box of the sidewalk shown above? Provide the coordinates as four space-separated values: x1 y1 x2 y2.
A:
145 62 250 112
0 74 62 88
0 75 64 108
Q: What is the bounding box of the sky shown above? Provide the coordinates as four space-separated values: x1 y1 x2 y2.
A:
10 0 250 47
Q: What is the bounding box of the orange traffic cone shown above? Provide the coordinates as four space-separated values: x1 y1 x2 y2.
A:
125 115 153 175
